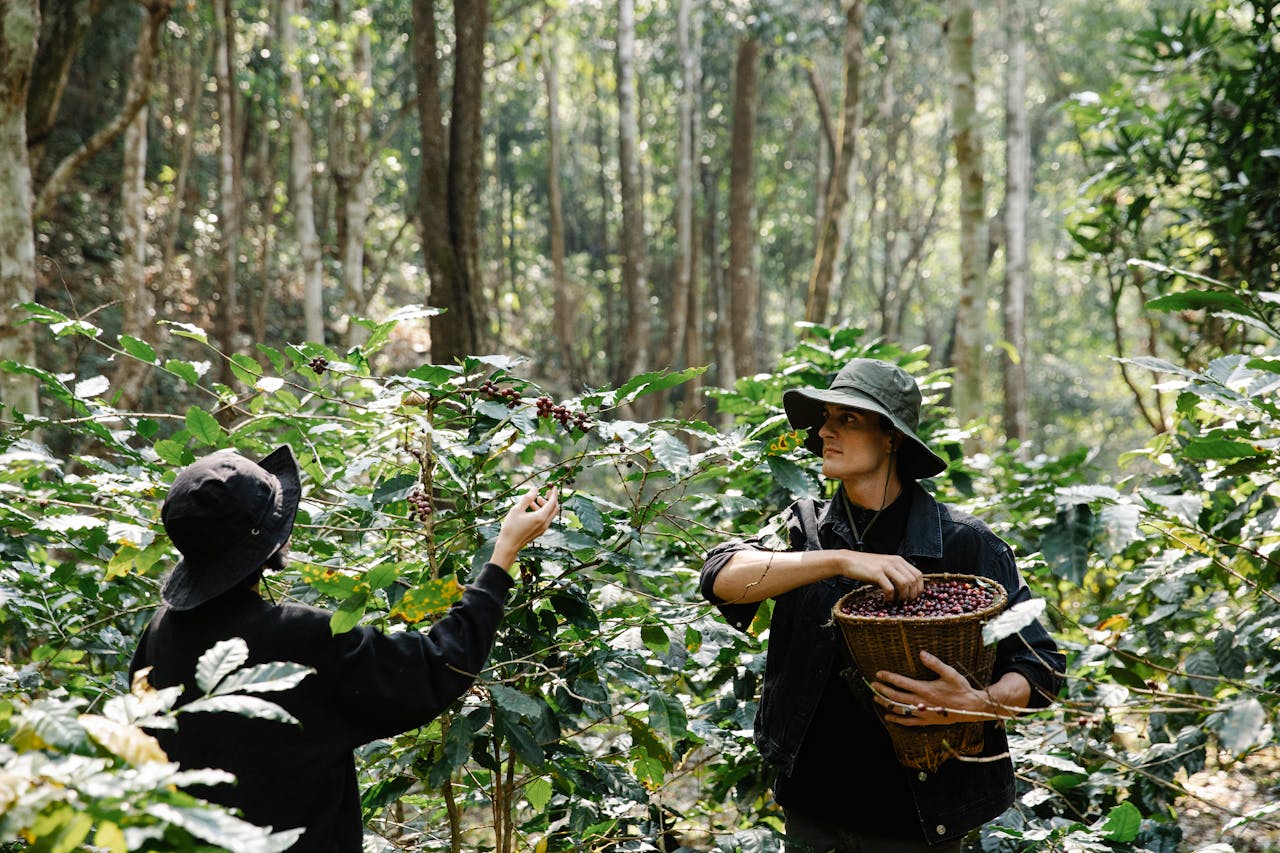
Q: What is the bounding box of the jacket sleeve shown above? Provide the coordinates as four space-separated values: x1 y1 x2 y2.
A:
331 562 515 742
699 503 806 634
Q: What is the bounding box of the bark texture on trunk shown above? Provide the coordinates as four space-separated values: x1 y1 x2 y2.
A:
727 37 759 380
1002 0 1030 444
947 0 988 427
0 0 41 415
805 0 864 326
413 0 484 362
282 0 325 344
616 0 651 385
115 1 172 410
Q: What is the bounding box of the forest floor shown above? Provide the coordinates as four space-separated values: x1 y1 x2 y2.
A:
1177 748 1280 852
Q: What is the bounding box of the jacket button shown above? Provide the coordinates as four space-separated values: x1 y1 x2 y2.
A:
917 771 928 782
935 824 946 835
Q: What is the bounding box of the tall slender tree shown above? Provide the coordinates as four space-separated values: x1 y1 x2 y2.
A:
282 0 325 344
212 0 241 385
727 35 759 380
542 28 581 387
1002 0 1029 443
805 0 865 326
616 0 650 387
947 0 988 427
114 0 173 411
0 0 41 415
413 0 485 362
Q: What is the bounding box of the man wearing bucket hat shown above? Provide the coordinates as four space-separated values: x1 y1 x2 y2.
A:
700 359 1064 851
130 445 558 851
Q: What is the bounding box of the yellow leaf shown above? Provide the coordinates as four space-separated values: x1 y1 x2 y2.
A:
390 577 464 623
79 714 168 765
94 821 128 853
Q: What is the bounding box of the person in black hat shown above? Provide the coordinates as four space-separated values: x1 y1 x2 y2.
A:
130 445 558 851
699 359 1064 852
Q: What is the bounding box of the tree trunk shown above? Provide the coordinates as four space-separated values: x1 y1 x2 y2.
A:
26 0 103 167
1001 0 1029 445
616 0 650 385
727 36 759 379
0 0 41 416
651 0 695 413
114 1 171 411
212 0 240 383
543 29 580 387
413 0 483 362
947 0 988 428
33 0 171 221
282 0 324 344
333 5 373 348
681 1 704 421
805 0 864 326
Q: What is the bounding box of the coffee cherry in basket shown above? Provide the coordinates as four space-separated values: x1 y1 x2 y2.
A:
840 579 994 617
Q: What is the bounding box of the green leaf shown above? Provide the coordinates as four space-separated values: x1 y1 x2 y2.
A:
162 321 210 343
146 803 304 853
647 690 688 740
641 624 670 654
501 718 546 768
212 661 314 695
154 438 188 466
1102 801 1143 842
982 599 1047 645
1040 504 1094 585
180 694 302 726
1146 290 1247 314
567 494 604 536
767 456 817 498
330 591 369 634
195 638 250 693
186 408 223 446
524 776 553 813
1183 437 1262 460
119 334 158 363
490 684 542 719
164 358 205 386
1214 697 1270 756
230 353 264 385
625 715 672 768
650 431 691 474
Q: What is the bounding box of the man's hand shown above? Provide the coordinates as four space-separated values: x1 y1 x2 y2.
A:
839 551 924 602
490 487 559 576
870 650 994 726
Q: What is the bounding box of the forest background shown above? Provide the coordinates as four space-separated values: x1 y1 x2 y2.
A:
1 0 1279 851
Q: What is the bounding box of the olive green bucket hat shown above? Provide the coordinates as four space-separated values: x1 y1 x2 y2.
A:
782 358 947 480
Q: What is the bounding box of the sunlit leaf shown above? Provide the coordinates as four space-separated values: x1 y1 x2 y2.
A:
195 638 250 693
389 577 463 622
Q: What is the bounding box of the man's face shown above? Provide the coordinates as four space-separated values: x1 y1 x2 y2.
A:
816 404 896 483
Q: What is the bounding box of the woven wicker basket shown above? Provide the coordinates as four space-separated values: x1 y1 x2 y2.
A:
831 573 1008 773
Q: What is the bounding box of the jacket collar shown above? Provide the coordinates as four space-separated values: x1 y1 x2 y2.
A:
816 479 943 559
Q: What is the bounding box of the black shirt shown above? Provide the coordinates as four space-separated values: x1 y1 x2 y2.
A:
130 563 514 851
772 487 927 841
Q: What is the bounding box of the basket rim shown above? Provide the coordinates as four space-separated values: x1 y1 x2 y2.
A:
831 572 1007 624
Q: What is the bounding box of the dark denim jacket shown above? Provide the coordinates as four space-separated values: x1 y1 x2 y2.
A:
700 481 1065 844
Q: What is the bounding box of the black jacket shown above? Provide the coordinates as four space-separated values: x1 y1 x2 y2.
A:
130 563 514 851
700 482 1065 844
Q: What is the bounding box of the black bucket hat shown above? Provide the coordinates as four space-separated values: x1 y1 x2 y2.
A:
160 445 302 611
782 358 947 480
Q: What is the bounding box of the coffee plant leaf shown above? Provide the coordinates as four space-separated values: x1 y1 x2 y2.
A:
1212 697 1271 756
180 695 301 726
983 598 1047 645
1101 801 1142 842
185 408 222 447
330 591 369 634
77 713 166 765
490 684 543 720
389 578 463 622
145 803 304 853
211 661 314 695
195 638 250 693
524 776 553 813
